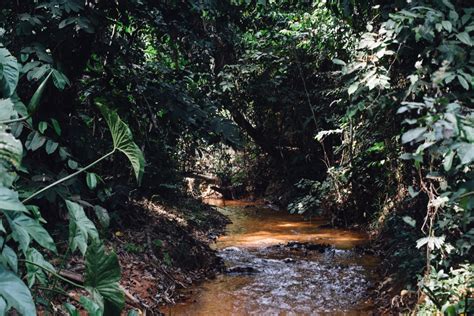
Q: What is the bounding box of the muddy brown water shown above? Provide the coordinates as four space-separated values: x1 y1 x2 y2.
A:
162 200 378 315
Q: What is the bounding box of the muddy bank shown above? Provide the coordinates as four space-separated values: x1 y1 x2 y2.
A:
110 197 229 313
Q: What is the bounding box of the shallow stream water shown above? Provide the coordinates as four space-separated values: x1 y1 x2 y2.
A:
162 200 378 315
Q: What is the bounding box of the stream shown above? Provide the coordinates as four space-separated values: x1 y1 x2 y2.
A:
162 200 378 315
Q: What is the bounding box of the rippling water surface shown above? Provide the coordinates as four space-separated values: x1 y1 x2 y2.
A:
162 200 378 315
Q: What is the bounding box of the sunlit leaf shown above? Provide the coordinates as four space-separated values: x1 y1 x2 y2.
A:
86 173 98 190
441 20 452 32
457 143 474 165
402 127 427 144
348 82 359 95
457 75 469 90
443 150 455 171
456 32 472 46
0 98 14 121
95 100 145 184
402 216 416 228
0 47 19 98
332 58 346 66
0 125 22 178
416 235 445 250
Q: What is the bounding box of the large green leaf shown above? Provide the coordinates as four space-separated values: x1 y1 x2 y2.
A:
66 200 99 255
0 265 36 316
79 296 102 316
0 47 19 98
26 131 46 151
0 297 6 316
25 248 55 287
27 71 51 115
84 242 124 314
0 241 18 273
456 32 473 46
0 187 27 212
63 303 79 316
51 69 70 90
86 172 97 190
0 125 22 187
402 127 427 144
0 98 14 121
95 100 145 184
93 205 110 228
456 142 474 165
5 211 56 254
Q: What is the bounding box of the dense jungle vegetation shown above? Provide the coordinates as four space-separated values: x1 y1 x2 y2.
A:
0 0 473 314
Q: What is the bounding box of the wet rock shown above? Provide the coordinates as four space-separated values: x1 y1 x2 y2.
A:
265 203 280 211
306 243 332 253
285 241 332 253
353 245 376 255
286 241 305 249
225 265 259 274
265 244 285 251
222 246 242 252
263 199 280 211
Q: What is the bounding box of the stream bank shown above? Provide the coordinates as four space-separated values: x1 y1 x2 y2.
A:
109 197 229 313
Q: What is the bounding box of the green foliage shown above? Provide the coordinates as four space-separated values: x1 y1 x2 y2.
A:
0 0 471 314
0 188 26 212
334 0 474 312
124 242 144 254
86 172 98 190
288 179 327 215
84 242 125 314
419 264 474 314
66 200 99 255
79 296 102 316
5 211 57 253
25 248 55 287
0 125 22 187
93 205 110 229
27 71 52 115
0 37 143 313
0 46 19 98
96 100 145 185
0 266 36 316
